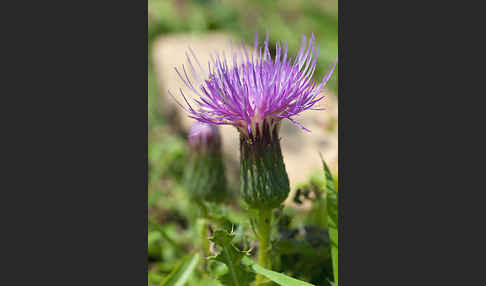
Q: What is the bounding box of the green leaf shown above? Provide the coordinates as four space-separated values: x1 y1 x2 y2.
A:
241 256 315 286
321 157 338 286
209 230 255 286
160 252 200 286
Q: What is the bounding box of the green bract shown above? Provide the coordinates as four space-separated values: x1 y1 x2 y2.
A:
184 152 227 203
184 122 228 203
240 122 290 209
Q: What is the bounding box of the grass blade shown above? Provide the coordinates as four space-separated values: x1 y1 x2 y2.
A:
160 252 200 286
242 257 315 286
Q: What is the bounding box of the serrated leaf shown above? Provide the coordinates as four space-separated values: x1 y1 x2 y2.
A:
160 252 200 286
242 256 315 286
321 157 338 286
209 230 255 286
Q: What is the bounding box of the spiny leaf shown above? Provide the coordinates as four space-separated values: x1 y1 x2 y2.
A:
160 252 200 286
321 156 336 194
242 256 315 286
321 156 338 286
209 230 255 286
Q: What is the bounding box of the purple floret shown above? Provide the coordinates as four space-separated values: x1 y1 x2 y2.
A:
171 33 336 137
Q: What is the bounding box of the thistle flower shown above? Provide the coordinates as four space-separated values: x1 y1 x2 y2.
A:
184 121 227 203
171 33 336 136
173 33 336 209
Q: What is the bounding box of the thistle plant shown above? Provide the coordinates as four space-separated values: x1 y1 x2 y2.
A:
184 121 227 260
184 121 227 204
173 32 336 285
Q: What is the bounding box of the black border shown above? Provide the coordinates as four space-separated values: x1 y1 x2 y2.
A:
8 1 149 284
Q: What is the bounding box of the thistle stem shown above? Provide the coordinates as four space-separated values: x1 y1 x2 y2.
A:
196 200 211 266
255 208 272 285
201 219 210 257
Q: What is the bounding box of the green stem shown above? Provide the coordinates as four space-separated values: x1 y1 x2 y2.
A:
255 208 272 285
196 200 210 267
201 219 210 258
197 200 209 218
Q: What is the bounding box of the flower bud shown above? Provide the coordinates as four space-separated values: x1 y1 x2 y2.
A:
184 121 227 203
240 121 290 209
188 121 221 152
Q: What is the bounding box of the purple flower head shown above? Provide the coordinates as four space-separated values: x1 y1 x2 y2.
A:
188 121 221 151
171 33 337 140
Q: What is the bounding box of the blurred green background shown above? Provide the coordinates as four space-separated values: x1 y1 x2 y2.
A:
148 0 337 285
